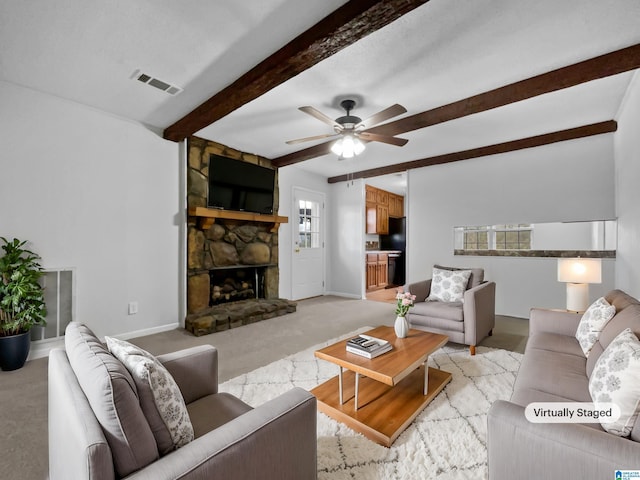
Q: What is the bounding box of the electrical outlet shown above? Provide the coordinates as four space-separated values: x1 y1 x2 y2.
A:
128 301 139 315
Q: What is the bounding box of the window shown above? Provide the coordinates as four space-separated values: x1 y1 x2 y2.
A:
458 224 532 251
493 224 532 250
298 200 321 249
462 226 489 250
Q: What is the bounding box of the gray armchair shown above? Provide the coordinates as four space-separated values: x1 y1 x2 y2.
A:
48 323 317 480
405 266 495 355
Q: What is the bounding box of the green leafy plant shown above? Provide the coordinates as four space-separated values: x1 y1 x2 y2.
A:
0 237 47 336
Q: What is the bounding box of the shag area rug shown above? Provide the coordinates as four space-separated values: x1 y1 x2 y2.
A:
219 331 522 479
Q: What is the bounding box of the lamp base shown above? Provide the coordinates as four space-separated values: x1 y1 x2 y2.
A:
566 283 589 313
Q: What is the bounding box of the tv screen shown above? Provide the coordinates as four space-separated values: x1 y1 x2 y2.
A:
207 155 275 214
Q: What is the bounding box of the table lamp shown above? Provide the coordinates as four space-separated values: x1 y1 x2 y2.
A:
557 258 602 312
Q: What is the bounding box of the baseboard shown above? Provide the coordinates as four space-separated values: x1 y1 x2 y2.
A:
324 291 364 300
27 322 181 361
112 322 181 341
28 337 65 361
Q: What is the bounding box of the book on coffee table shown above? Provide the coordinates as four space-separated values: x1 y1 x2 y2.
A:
346 335 392 358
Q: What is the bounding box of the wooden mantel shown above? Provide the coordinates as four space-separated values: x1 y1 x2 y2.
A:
188 207 288 232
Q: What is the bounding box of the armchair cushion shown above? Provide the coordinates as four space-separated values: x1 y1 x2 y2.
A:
106 336 194 454
427 267 471 302
412 300 464 321
187 392 253 438
64 323 159 478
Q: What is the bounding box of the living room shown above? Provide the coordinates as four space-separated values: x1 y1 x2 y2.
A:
2 1 640 479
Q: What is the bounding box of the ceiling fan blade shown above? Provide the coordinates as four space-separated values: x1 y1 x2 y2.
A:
358 131 408 147
299 106 341 129
356 104 407 129
285 133 339 145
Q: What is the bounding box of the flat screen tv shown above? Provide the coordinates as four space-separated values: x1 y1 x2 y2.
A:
207 155 275 215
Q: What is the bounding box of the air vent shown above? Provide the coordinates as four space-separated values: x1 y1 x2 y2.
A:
131 69 183 96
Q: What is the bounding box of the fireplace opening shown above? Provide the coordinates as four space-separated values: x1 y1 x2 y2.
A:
209 265 269 305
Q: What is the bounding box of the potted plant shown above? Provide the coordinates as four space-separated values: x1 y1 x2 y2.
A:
0 237 47 371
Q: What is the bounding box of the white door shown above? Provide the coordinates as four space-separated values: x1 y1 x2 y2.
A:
292 188 325 300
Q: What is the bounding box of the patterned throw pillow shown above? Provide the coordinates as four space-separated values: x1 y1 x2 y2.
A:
589 328 640 436
576 297 616 356
106 336 194 453
427 267 472 303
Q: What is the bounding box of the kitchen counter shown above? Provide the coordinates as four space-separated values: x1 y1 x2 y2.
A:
365 249 402 254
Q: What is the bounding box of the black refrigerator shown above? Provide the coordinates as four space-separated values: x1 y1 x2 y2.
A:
379 217 406 287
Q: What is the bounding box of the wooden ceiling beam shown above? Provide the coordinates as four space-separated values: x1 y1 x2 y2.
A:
163 0 430 142
366 44 640 138
276 43 640 167
326 120 617 183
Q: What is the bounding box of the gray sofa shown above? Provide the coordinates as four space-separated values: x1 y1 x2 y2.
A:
405 266 495 355
48 322 317 480
488 289 640 479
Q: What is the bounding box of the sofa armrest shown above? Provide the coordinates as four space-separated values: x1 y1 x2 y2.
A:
529 308 582 337
488 400 640 480
157 345 218 404
126 387 317 480
405 279 431 303
463 281 496 345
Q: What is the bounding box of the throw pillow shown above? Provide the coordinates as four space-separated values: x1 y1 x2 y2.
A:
105 336 194 453
589 328 640 436
427 267 472 303
576 297 616 357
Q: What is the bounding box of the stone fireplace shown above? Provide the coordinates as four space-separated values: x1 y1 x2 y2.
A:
185 137 296 336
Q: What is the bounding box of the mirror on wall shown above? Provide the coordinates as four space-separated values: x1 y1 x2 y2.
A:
454 220 616 253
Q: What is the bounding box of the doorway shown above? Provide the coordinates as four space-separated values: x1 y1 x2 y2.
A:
291 188 325 300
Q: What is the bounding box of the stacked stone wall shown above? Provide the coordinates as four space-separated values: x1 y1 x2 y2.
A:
185 137 293 334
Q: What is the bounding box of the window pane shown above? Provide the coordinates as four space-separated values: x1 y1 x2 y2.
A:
297 199 321 249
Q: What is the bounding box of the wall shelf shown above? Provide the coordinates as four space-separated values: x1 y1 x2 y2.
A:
188 207 288 232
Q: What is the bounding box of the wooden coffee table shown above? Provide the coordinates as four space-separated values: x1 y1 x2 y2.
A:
311 325 451 447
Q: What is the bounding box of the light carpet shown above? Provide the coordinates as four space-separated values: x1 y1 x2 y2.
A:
220 329 522 480
220 331 522 479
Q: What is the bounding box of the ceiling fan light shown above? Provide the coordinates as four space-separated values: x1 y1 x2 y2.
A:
331 135 365 158
330 138 344 156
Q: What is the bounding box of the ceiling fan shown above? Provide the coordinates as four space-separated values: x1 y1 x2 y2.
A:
285 99 409 159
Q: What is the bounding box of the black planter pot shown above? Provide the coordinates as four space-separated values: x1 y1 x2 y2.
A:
0 331 31 371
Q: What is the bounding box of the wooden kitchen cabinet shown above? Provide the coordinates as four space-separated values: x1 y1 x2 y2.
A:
366 254 378 290
365 185 404 234
366 253 388 291
365 185 378 203
366 202 389 235
376 189 389 206
376 204 389 234
388 194 404 218
376 253 388 288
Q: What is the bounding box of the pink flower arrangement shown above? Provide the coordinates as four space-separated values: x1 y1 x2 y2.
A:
395 290 416 317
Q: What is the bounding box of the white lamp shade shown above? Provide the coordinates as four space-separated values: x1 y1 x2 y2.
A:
557 258 602 284
330 135 365 158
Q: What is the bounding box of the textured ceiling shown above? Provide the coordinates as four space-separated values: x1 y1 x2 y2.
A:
1 0 639 186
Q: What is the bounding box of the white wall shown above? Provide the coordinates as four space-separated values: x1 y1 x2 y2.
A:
0 81 181 340
407 134 616 318
327 179 366 298
614 71 640 298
